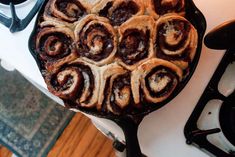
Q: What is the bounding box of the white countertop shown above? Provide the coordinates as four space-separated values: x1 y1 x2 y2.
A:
0 0 235 156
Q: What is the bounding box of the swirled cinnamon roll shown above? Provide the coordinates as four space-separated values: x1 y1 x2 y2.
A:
32 0 200 115
131 58 183 105
43 0 89 24
117 16 155 70
98 63 133 114
45 59 100 109
36 27 77 71
145 0 185 19
154 14 198 70
74 14 117 66
91 0 144 26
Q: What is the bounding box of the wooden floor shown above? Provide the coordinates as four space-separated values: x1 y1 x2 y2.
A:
0 113 115 157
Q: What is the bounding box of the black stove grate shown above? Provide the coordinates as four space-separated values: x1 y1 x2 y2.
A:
219 91 235 146
0 0 44 33
0 0 27 5
184 50 235 157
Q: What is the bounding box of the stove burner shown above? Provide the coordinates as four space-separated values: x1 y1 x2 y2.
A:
185 51 235 157
0 0 44 33
220 92 235 146
0 0 27 5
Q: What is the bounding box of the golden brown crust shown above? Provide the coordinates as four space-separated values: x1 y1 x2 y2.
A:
43 0 90 25
91 0 144 27
145 0 185 19
45 59 100 108
131 58 183 105
116 15 155 70
74 14 118 66
36 27 78 72
98 63 132 114
154 13 198 70
34 0 199 115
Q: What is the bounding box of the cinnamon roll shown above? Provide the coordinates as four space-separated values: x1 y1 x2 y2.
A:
45 59 100 109
98 63 133 114
43 0 89 24
91 0 144 26
36 27 77 71
145 0 185 19
32 0 200 115
117 16 155 70
131 58 183 105
154 14 198 70
74 14 117 66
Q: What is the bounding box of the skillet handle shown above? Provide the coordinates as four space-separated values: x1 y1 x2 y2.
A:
115 116 146 157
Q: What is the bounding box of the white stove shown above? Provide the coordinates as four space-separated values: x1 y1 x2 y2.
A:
184 51 235 157
0 0 235 157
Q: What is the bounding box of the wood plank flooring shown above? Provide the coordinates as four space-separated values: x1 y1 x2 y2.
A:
0 113 115 157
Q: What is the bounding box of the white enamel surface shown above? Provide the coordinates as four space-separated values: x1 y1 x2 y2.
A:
197 99 235 153
197 99 222 130
0 0 37 18
218 60 235 97
1 0 235 156
0 59 15 71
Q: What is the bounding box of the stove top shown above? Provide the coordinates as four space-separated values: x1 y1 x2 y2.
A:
0 0 235 156
0 0 44 32
185 50 235 157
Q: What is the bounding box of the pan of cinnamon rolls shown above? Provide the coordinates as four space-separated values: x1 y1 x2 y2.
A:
29 0 206 156
29 0 206 117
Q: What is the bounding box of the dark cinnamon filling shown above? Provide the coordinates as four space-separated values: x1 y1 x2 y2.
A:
55 0 86 22
111 74 131 107
99 1 139 26
78 23 114 61
99 2 113 17
101 77 111 113
38 32 73 61
152 0 184 15
145 67 178 98
156 20 191 61
50 64 95 104
50 67 84 99
102 73 132 114
118 29 150 65
76 64 95 104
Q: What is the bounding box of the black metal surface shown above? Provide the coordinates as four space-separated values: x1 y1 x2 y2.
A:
220 92 235 146
204 20 235 50
114 116 144 157
113 140 126 152
0 0 27 5
0 0 44 33
184 50 235 157
28 0 206 156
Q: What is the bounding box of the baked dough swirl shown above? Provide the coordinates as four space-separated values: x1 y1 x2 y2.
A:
154 14 198 70
44 0 89 23
146 0 185 19
45 59 100 108
36 27 77 71
75 15 117 66
117 16 155 70
91 0 144 26
33 0 200 115
131 58 183 105
98 63 132 114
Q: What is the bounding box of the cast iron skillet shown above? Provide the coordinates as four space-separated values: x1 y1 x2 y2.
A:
28 1 206 156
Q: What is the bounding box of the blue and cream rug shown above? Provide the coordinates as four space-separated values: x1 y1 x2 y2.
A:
0 63 74 157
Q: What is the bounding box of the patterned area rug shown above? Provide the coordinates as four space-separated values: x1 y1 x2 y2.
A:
0 64 74 157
